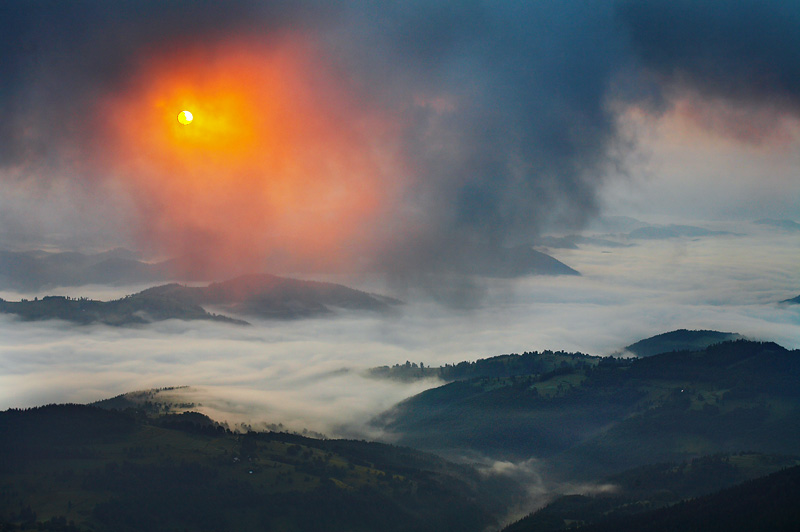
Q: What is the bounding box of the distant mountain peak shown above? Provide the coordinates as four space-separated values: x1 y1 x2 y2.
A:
201 273 403 317
0 274 402 326
620 329 744 357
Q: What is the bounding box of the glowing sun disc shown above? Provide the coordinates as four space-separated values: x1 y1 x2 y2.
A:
177 110 194 125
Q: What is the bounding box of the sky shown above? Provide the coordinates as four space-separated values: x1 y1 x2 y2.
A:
0 1 798 428
1 0 799 276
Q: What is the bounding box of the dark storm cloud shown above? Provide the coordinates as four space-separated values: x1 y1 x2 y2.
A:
0 0 327 167
379 2 625 228
2 1 798 276
325 1 630 275
617 0 800 108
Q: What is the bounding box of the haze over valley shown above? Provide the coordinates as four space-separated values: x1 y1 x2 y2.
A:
2 220 797 435
2 1 800 530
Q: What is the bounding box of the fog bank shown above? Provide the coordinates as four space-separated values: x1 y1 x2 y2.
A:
1 225 797 437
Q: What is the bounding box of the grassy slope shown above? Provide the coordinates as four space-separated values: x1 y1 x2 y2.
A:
575 464 800 532
0 405 519 532
0 293 245 326
502 453 800 532
376 341 800 471
0 273 401 325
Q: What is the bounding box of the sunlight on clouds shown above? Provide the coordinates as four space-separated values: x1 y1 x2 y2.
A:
608 103 800 220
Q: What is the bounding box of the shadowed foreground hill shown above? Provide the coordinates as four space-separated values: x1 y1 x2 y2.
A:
374 340 800 477
367 328 748 383
368 350 595 383
0 274 402 325
502 453 800 532
0 404 520 532
575 464 800 532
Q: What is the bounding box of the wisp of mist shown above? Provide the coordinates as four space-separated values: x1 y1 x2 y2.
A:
0 223 797 439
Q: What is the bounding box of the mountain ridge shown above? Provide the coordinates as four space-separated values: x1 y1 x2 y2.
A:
373 340 800 476
502 457 800 532
0 246 581 291
0 403 522 532
618 329 744 357
0 274 402 325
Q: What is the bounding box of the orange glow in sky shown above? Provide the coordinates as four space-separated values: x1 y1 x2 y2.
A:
97 36 400 276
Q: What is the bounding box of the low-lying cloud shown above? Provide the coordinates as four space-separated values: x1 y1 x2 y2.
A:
1 226 797 438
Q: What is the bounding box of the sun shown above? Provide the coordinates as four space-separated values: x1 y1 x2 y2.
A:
177 110 194 125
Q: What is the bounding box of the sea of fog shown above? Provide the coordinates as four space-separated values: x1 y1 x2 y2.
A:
1 221 798 438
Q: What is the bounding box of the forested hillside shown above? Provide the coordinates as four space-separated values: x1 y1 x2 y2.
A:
368 350 596 382
502 453 799 531
0 273 401 325
575 464 800 532
375 341 800 475
0 405 521 532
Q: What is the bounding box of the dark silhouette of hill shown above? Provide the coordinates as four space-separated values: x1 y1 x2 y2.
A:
388 243 580 277
374 340 800 476
368 329 748 383
199 274 402 318
0 245 580 292
0 294 244 326
620 329 743 357
470 246 579 277
502 453 800 532
134 274 402 319
0 274 401 325
0 404 522 532
368 350 595 382
369 329 751 382
781 294 800 304
574 464 800 532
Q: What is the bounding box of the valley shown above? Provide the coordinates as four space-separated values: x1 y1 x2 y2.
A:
3 334 800 531
3 2 800 529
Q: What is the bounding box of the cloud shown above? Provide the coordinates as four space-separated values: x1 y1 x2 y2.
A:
1 226 797 431
616 0 800 147
4 2 799 276
618 0 800 106
0 228 796 532
472 455 621 528
2 1 629 277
